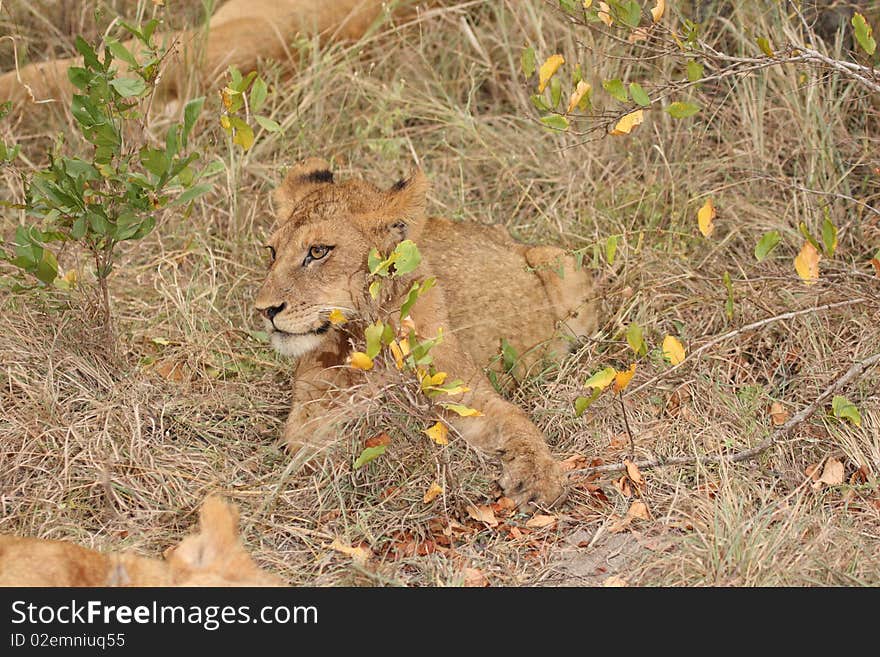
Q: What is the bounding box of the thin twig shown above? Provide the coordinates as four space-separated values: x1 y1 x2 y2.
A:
617 390 634 457
570 351 880 478
625 298 867 398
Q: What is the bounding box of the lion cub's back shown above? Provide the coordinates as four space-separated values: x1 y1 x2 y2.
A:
419 217 580 369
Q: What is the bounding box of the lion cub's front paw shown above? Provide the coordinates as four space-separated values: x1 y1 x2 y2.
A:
499 453 567 509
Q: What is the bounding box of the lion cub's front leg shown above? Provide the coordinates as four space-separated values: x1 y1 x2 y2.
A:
431 336 567 508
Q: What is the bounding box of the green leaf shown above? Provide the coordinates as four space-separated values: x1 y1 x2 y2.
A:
140 147 169 178
584 366 617 390
34 249 59 285
109 76 148 98
391 240 421 275
254 115 282 132
602 79 629 103
182 96 205 148
550 77 562 108
530 94 551 111
574 388 602 417
107 39 139 68
666 101 700 118
249 77 268 113
368 248 386 276
228 116 255 151
67 66 92 90
540 114 569 131
756 37 774 57
501 338 519 373
629 82 650 107
605 234 619 265
170 184 212 207
822 217 838 257
521 45 536 78
832 395 861 427
353 445 387 469
365 321 384 359
798 221 822 253
686 60 704 82
723 271 734 320
852 12 876 56
626 322 646 356
400 277 436 319
74 36 102 70
754 231 781 261
615 0 642 28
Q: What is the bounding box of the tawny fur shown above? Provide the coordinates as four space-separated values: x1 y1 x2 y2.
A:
255 160 597 507
0 496 285 587
0 0 421 107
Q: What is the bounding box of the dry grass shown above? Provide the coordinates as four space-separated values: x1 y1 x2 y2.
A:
1 0 878 587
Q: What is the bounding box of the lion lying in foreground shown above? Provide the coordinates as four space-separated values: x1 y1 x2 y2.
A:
256 160 596 507
0 496 284 586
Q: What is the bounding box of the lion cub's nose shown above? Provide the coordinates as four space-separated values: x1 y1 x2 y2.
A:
259 302 286 321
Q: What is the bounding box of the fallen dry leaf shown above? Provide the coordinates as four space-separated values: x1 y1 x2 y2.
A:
815 457 845 488
608 514 633 533
525 514 558 529
602 574 630 587
365 432 392 448
329 538 372 566
624 459 645 485
423 482 443 504
597 1 613 26
769 402 789 426
627 500 651 521
462 567 489 587
561 454 589 471
613 476 632 498
466 504 499 528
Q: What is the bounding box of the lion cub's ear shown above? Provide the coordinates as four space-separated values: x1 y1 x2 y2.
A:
273 158 335 219
376 169 429 245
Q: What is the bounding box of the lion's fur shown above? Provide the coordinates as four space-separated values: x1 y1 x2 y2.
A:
0 496 285 586
256 160 596 506
0 0 413 106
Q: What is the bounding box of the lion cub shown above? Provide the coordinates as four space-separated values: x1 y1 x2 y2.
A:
0 496 284 587
256 159 596 507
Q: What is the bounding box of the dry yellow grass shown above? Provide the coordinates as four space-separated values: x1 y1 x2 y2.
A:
0 0 878 586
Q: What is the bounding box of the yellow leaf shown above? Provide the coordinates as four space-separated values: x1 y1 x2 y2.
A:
220 87 236 111
662 335 685 365
613 363 636 393
585 366 617 390
399 337 411 356
349 351 374 370
583 0 593 7
598 2 613 26
423 421 449 445
442 403 484 417
328 308 348 325
603 575 630 587
538 54 565 93
697 198 716 237
566 80 592 113
389 340 405 370
651 0 665 22
794 242 820 286
420 370 447 388
219 114 231 131
423 482 443 503
610 110 644 136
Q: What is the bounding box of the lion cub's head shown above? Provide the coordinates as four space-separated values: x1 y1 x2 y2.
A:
255 158 428 358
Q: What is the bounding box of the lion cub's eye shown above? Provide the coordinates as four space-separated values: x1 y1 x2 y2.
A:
303 245 333 265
